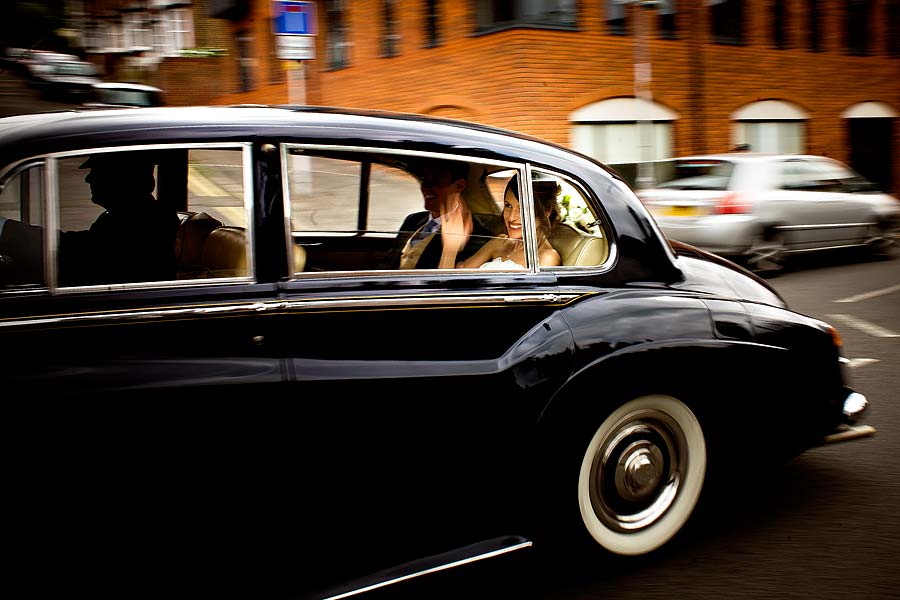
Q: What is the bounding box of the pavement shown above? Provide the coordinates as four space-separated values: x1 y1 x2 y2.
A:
0 66 79 118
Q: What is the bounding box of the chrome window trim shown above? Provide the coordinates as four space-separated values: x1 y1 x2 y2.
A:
2 142 257 295
45 156 59 290
527 165 619 274
523 163 540 271
1 141 251 173
240 143 256 278
0 158 44 192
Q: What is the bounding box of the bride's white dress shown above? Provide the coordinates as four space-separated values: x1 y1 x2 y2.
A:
478 257 526 270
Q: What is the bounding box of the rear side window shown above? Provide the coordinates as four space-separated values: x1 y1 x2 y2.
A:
656 159 736 191
284 147 517 274
287 154 423 234
532 169 610 269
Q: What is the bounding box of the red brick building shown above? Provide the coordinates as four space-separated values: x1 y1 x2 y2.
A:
73 1 900 192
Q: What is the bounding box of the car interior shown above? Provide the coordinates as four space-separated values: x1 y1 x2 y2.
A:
287 150 609 274
1 145 611 291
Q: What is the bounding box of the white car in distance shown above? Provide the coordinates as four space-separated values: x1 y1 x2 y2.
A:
636 153 900 273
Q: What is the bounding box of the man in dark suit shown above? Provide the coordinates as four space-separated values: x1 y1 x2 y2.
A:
58 152 180 286
381 159 493 270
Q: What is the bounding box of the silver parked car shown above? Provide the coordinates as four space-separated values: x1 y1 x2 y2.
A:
636 153 900 273
84 82 165 108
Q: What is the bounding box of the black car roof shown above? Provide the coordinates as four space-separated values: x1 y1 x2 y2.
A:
0 105 619 181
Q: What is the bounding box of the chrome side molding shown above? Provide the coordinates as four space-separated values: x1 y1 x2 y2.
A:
314 536 532 600
823 424 876 445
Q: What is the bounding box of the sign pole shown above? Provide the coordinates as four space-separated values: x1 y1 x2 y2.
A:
287 60 306 106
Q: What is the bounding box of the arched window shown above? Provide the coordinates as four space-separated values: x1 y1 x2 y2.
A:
731 100 807 153
570 97 678 165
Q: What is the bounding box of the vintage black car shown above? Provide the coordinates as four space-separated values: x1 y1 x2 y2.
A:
0 107 875 598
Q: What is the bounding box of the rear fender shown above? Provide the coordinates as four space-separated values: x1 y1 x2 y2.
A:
536 340 780 458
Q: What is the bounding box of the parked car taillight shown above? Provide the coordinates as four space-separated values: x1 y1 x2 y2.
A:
713 192 751 215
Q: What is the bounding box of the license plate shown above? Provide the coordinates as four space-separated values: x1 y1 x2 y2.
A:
664 206 699 217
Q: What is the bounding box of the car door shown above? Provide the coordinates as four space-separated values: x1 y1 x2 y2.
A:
1 143 285 397
807 156 875 244
2 141 298 590
268 146 579 587
772 158 859 249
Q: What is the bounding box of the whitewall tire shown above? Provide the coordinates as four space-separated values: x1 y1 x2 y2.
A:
577 394 706 556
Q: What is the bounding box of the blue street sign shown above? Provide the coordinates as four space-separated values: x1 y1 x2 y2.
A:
273 1 316 36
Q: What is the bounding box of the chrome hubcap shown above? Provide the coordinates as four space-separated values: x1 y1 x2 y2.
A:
589 411 687 532
616 441 664 501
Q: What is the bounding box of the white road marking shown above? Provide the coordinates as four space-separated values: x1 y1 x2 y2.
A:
826 314 900 338
834 283 900 303
847 358 881 368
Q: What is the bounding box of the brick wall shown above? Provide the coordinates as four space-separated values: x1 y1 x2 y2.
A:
108 0 900 191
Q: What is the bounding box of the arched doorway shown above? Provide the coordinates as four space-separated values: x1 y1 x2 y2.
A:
843 101 898 193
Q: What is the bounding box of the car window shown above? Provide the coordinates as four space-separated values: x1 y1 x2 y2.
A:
532 168 610 269
174 147 251 281
56 61 98 77
95 88 160 107
778 159 843 191
806 157 877 192
0 163 45 290
655 159 735 190
0 145 251 291
285 148 519 274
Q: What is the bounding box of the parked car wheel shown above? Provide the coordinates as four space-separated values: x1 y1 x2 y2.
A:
746 227 787 275
866 218 900 260
576 394 707 556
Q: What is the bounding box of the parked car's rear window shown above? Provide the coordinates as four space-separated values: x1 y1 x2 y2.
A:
655 159 735 191
95 89 160 107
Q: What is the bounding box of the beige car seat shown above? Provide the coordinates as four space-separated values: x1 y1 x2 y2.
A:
549 221 609 267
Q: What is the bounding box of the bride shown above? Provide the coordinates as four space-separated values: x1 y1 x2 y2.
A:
455 176 561 270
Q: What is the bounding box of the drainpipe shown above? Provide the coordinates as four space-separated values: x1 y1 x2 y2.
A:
690 2 706 154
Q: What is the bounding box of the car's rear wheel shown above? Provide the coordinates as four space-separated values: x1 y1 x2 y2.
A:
866 218 900 259
746 227 787 275
575 394 706 556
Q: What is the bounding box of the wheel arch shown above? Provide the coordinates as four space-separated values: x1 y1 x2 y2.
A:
538 341 729 433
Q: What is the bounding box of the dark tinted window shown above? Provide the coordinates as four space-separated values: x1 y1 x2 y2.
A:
607 0 627 35
475 0 577 31
846 0 872 56
807 0 822 51
658 0 678 39
382 0 400 57
711 0 744 45
772 0 787 49
326 0 350 69
424 0 440 47
888 0 900 57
